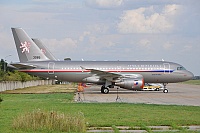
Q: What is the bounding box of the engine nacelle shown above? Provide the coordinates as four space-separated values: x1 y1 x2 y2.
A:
115 78 144 90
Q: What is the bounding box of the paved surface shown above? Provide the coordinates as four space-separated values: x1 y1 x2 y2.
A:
87 125 200 132
75 83 200 106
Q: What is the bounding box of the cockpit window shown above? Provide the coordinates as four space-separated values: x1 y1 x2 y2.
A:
177 67 186 70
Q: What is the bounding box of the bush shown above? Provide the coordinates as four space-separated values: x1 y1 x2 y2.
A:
0 70 6 81
17 71 32 82
4 71 22 81
12 109 86 132
0 70 40 81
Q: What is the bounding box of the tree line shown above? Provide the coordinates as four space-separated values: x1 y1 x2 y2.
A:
0 59 40 81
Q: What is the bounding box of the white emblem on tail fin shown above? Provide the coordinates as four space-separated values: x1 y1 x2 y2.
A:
20 41 31 53
41 49 46 54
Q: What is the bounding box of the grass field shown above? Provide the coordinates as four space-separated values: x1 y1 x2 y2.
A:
182 80 200 85
1 84 77 94
1 84 200 132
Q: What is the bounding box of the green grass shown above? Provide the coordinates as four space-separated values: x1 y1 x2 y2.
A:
182 80 200 85
1 93 200 133
0 93 75 133
12 109 86 132
154 131 199 133
2 84 77 94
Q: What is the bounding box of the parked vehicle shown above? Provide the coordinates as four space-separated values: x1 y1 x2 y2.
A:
142 83 164 91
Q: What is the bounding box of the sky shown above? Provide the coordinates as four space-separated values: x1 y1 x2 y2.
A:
0 0 199 75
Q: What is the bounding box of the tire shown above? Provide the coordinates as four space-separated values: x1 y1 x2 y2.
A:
163 89 168 93
101 86 105 93
103 87 109 94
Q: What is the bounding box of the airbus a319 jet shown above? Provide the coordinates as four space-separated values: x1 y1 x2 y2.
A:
11 28 194 94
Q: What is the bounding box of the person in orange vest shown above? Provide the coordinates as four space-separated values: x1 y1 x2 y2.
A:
77 83 84 92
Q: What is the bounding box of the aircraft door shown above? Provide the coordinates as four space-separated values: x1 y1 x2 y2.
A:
48 62 55 74
163 63 170 74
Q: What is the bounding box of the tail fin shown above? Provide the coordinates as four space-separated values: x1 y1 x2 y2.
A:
32 38 57 61
11 28 49 62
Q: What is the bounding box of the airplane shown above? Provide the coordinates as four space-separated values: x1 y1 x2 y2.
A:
32 38 57 61
6 38 57 70
11 27 194 94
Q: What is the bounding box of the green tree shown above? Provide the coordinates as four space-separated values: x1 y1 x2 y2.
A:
0 59 4 71
0 58 40 81
0 59 8 72
0 69 5 81
1 70 39 82
4 71 21 81
17 71 33 82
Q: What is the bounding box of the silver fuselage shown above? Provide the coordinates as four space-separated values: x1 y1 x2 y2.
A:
18 60 194 84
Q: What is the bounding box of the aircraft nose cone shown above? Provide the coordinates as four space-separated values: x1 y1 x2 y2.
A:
186 71 194 80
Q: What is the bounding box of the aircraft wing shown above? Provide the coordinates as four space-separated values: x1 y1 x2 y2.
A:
81 66 141 81
81 66 121 81
10 63 36 69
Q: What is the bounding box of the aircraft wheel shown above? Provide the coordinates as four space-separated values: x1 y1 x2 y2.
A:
163 89 168 93
103 87 109 94
101 86 105 93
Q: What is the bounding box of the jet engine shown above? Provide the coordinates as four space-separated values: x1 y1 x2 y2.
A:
115 78 144 90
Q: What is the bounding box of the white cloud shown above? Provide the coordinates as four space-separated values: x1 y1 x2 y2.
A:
33 0 65 2
42 37 77 53
118 4 181 33
0 24 4 30
107 41 115 47
181 45 192 52
138 39 151 48
79 31 91 41
89 36 97 44
163 4 179 15
0 31 18 62
0 32 13 49
163 42 173 50
0 1 199 75
80 34 118 56
87 24 109 34
86 0 123 9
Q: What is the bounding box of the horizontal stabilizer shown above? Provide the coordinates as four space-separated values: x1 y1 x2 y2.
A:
11 63 36 69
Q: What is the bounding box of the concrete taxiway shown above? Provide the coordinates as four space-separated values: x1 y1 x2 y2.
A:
75 83 200 106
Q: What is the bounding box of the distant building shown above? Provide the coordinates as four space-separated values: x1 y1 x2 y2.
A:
193 76 200 80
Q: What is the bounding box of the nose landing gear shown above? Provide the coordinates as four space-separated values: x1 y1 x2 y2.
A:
163 83 168 93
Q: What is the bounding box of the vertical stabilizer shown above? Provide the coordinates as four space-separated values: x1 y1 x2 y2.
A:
11 28 49 62
32 38 57 61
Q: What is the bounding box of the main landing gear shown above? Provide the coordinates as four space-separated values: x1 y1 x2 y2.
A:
101 85 109 94
163 83 168 93
101 84 169 94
